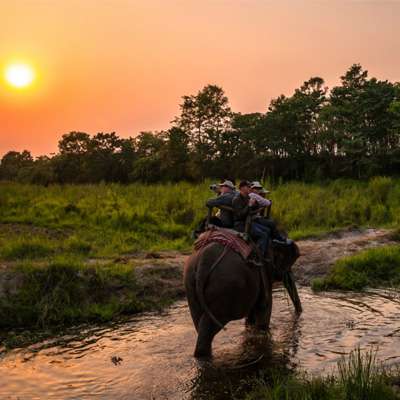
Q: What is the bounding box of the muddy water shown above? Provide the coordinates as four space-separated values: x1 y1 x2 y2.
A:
1 287 399 400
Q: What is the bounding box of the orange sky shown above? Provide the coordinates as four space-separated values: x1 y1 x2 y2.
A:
1 0 399 157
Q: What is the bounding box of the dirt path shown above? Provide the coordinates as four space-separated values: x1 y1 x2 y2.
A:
107 228 397 288
122 228 397 287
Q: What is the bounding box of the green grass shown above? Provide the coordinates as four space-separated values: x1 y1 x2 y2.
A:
0 255 181 330
0 176 400 259
312 245 400 291
0 237 55 260
240 348 398 400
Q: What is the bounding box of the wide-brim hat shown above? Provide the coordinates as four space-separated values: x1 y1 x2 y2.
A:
219 180 235 190
251 181 263 189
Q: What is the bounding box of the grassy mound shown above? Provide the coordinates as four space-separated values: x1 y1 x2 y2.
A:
242 349 398 400
0 256 182 330
312 245 400 291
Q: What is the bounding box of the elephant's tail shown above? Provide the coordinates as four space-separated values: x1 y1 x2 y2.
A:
195 244 228 330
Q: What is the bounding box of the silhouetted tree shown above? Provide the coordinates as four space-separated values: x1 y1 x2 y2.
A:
1 64 400 184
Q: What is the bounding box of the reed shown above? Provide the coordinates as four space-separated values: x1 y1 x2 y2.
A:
241 348 397 400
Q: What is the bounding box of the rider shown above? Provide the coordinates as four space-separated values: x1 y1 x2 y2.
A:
232 180 271 261
250 181 292 245
205 180 236 228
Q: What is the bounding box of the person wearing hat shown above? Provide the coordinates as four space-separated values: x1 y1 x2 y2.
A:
249 182 272 210
250 182 292 246
205 180 236 228
232 180 271 261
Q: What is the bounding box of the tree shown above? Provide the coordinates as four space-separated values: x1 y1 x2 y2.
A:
322 64 398 177
86 132 124 182
0 150 33 180
173 84 233 178
159 127 190 181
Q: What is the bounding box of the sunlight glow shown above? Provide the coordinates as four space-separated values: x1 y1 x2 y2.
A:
4 63 35 88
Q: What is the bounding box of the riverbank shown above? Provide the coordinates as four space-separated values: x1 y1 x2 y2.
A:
1 228 397 341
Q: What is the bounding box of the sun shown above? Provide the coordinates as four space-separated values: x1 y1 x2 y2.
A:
4 63 35 89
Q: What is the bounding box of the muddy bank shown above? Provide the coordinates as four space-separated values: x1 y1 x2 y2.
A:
116 227 397 287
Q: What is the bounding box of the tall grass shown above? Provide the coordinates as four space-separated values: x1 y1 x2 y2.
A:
1 237 54 260
0 253 184 329
0 177 399 257
241 348 397 400
0 256 142 328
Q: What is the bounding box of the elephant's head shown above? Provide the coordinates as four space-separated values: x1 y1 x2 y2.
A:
272 242 300 279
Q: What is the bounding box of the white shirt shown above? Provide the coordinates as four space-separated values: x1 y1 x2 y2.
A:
249 192 271 208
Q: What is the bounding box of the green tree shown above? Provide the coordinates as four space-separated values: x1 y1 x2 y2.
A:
159 127 190 181
173 84 232 178
0 150 33 181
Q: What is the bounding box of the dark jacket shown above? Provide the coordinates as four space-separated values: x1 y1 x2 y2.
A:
232 192 254 231
206 191 235 228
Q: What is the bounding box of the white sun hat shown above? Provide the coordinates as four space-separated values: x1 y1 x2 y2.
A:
219 180 235 190
251 181 263 189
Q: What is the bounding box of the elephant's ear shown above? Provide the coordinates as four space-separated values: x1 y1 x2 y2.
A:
274 243 299 272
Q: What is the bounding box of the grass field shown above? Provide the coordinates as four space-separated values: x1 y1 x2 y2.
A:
1 176 399 260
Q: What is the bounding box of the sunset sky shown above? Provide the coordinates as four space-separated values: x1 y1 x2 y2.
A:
1 0 399 157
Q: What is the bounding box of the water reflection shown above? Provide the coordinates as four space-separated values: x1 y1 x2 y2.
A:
0 287 399 400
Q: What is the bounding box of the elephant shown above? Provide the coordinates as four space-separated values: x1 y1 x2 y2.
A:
184 240 302 358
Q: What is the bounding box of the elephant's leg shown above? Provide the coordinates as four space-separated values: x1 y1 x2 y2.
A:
247 269 272 330
187 292 203 332
284 272 302 314
185 271 203 332
253 296 269 330
265 278 273 328
245 311 256 327
194 313 222 358
256 266 273 329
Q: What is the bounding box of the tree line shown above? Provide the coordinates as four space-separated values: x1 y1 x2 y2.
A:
1 64 400 184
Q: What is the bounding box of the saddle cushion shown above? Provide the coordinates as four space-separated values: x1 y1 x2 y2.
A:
194 227 253 260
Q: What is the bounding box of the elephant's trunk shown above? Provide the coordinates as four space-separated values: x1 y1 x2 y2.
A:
283 271 302 314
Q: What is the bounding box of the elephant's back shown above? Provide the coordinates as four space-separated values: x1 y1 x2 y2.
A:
195 242 260 322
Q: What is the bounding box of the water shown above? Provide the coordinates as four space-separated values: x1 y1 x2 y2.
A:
1 287 399 400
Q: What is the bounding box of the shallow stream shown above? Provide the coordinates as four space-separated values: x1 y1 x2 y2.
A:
1 287 399 400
